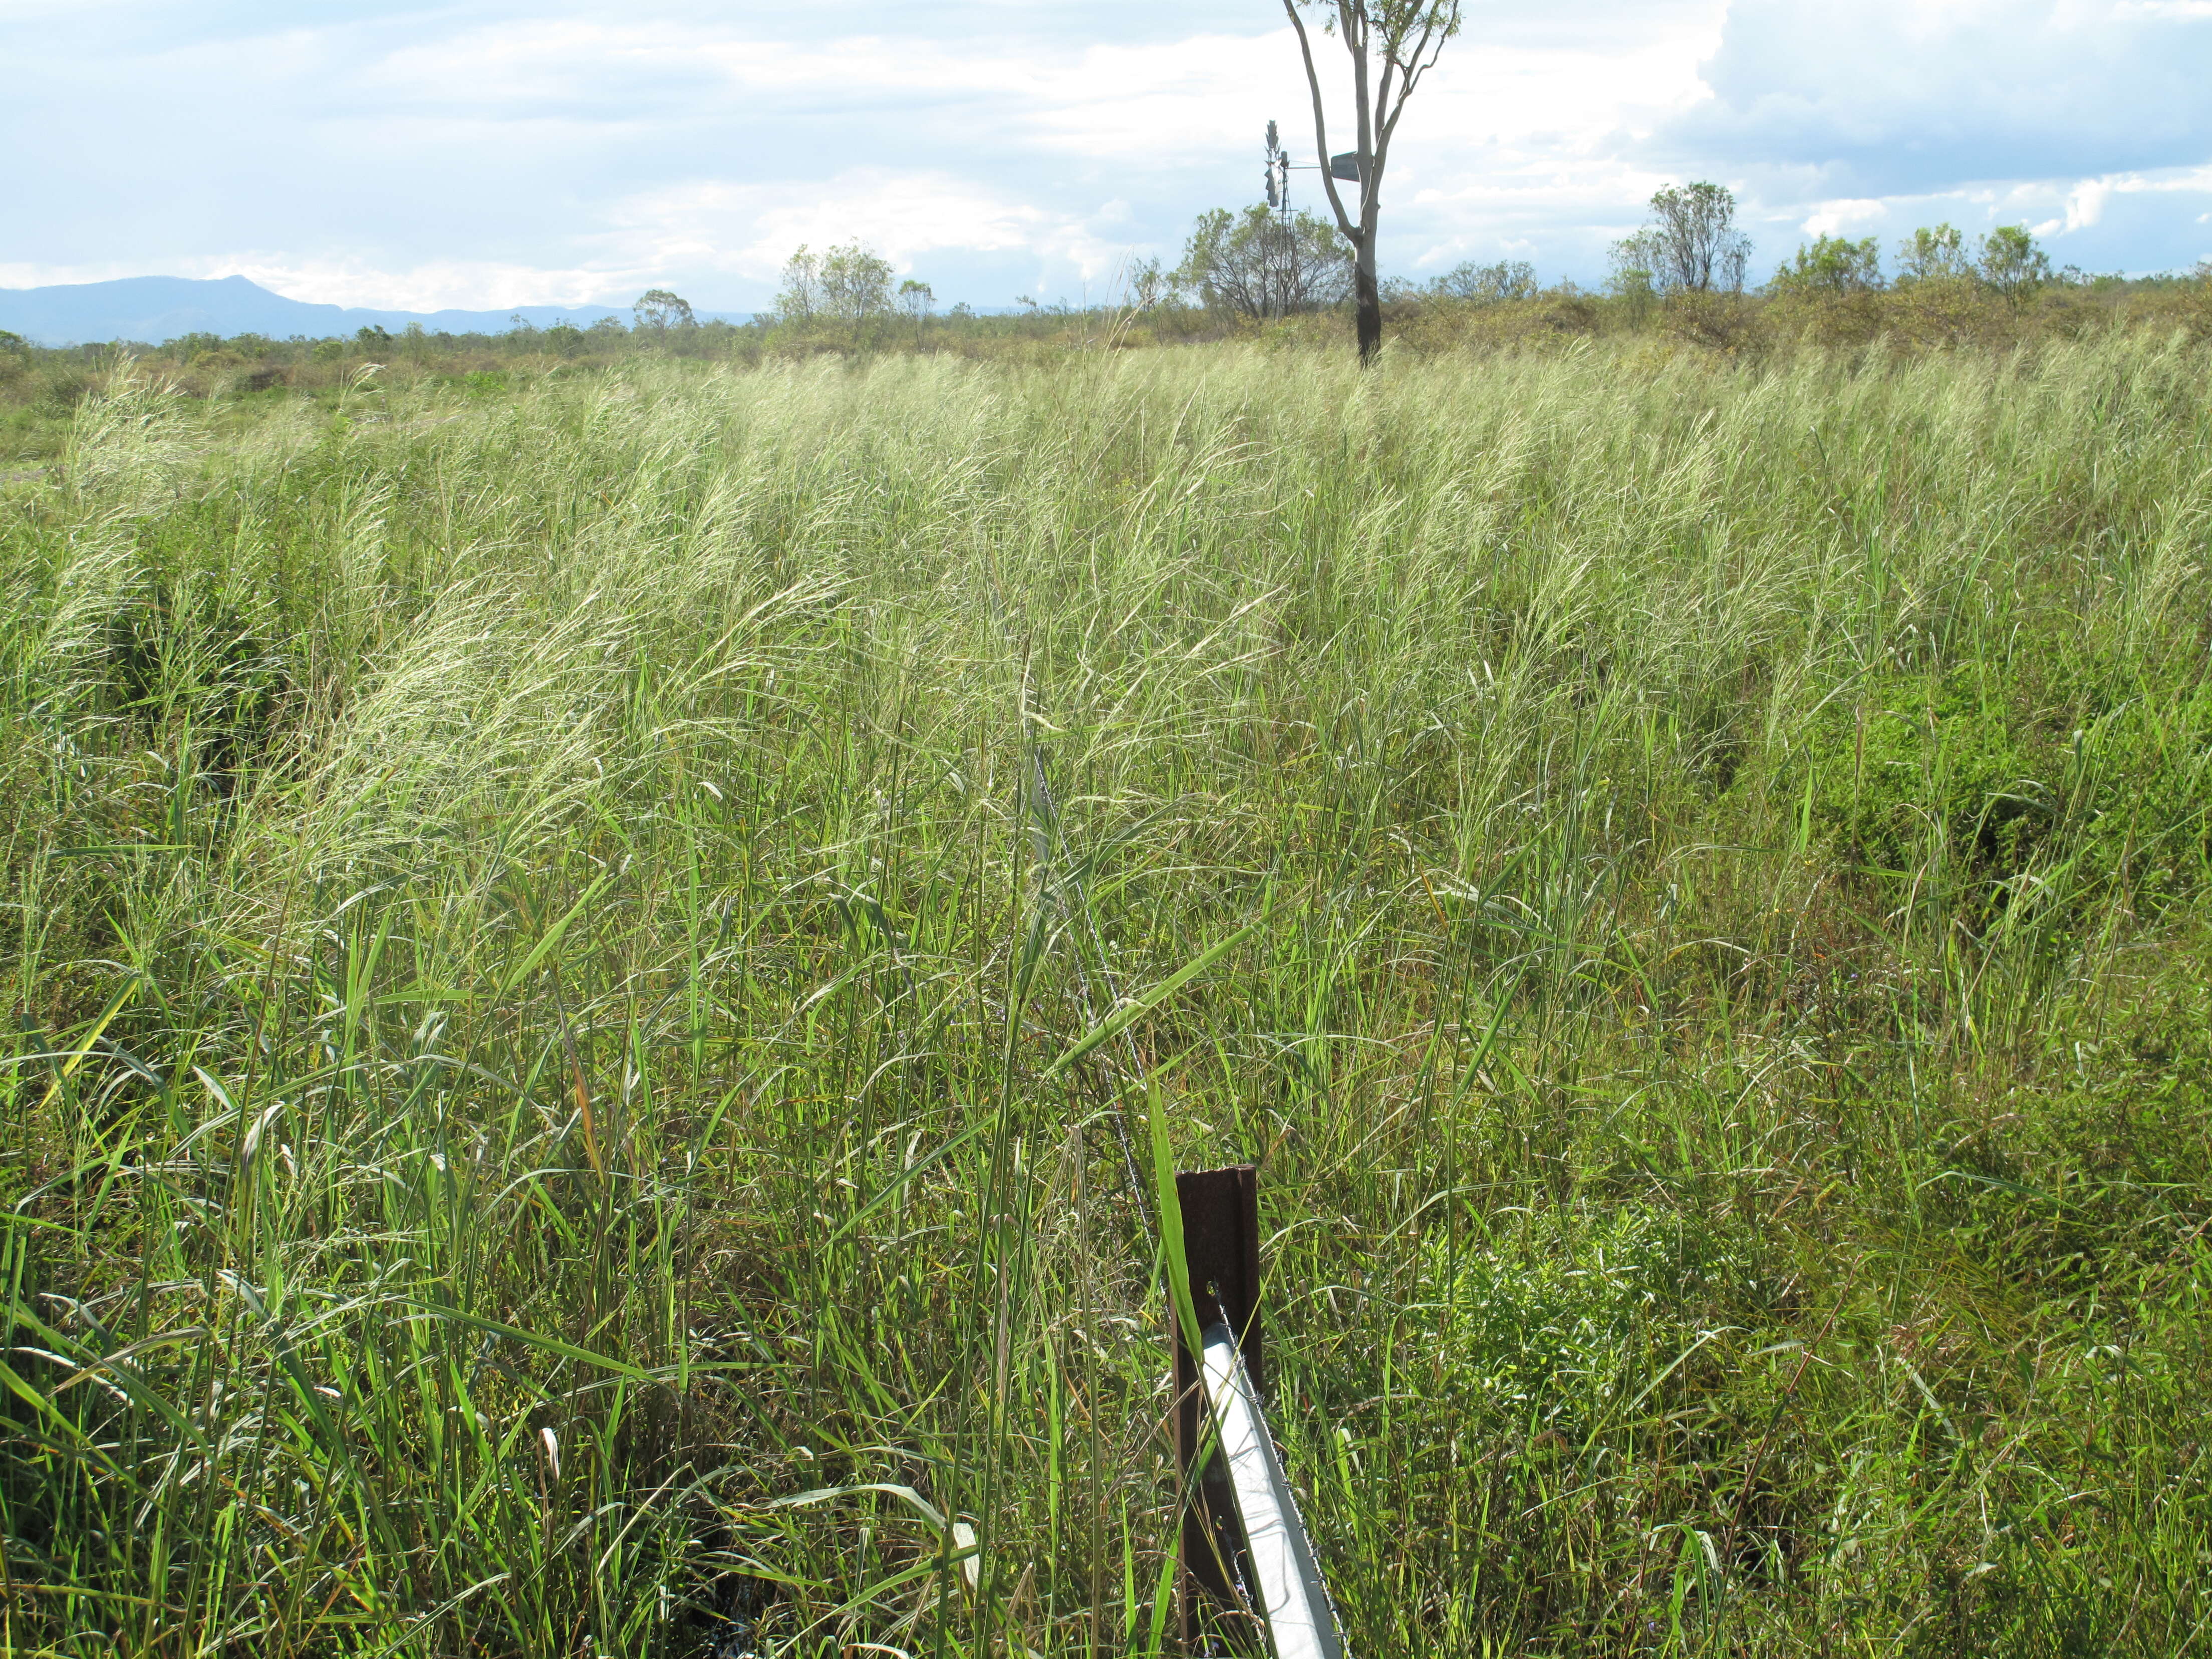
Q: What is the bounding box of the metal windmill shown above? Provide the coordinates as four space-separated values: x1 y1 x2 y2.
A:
1258 117 1356 320
1264 119 1352 220
1264 120 1291 223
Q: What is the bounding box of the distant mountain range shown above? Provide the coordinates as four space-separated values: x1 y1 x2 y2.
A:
0 275 753 346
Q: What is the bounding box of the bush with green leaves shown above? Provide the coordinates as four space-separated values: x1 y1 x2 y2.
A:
1799 662 2212 926
1771 235 1884 298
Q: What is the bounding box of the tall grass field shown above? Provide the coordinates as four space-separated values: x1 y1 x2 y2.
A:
3 338 2209 1656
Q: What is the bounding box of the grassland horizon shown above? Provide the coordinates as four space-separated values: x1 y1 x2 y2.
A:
3 333 2208 1655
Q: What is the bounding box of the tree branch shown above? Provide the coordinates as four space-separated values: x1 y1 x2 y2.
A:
1380 3 1455 144
1282 0 1360 244
1370 49 1398 201
1343 1 1374 226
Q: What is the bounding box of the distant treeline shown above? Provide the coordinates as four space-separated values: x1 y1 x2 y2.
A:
3 184 2209 454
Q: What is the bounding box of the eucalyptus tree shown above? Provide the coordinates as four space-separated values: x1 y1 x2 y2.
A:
820 244 896 324
1612 183 1752 298
632 289 696 331
1179 204 1352 319
777 242 898 334
1977 225 2052 308
1895 223 1971 284
1771 235 1884 298
899 279 934 344
1430 257 1536 302
1282 0 1463 363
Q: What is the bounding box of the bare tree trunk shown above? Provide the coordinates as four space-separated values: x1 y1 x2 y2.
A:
1353 238 1381 365
1284 0 1460 367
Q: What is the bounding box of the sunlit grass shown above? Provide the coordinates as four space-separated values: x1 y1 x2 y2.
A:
2 337 2208 1655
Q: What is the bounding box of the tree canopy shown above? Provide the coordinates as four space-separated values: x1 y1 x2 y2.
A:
633 289 696 331
1771 235 1885 298
776 243 898 327
1178 205 1353 319
1613 183 1753 298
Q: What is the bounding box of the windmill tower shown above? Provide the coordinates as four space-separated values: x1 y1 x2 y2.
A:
1263 120 1291 224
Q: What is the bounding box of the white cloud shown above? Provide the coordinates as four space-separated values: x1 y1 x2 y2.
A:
358 21 1285 162
1802 199 1887 237
1667 0 2212 193
604 170 1133 285
2109 162 2212 195
2064 178 2113 230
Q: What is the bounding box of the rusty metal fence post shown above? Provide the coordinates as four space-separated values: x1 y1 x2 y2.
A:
1172 1166 1263 1648
1170 1166 1346 1658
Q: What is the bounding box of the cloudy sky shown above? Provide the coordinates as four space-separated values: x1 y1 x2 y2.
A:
5 0 2209 313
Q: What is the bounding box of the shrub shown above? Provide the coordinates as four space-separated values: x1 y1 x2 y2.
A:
1803 666 2212 920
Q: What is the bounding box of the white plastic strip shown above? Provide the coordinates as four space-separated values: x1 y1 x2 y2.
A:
1198 1324 1347 1659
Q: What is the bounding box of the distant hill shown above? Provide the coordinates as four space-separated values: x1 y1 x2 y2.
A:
0 275 752 347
